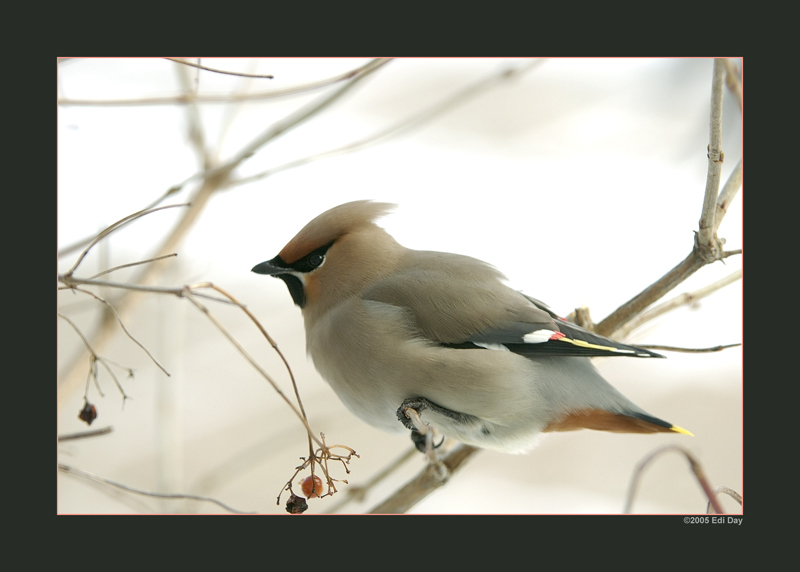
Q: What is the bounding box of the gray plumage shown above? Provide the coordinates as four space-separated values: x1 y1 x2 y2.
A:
252 200 690 453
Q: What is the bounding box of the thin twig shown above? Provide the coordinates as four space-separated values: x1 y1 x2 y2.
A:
59 59 388 106
62 204 190 274
707 485 742 513
714 159 742 235
230 59 547 188
214 61 258 157
60 275 218 298
56 59 384 405
614 269 742 341
175 60 211 171
63 287 170 376
623 445 724 514
722 58 743 112
166 58 274 79
211 59 390 180
88 254 178 279
58 312 131 401
62 265 360 500
276 433 359 506
58 427 114 441
637 343 741 353
60 272 324 448
58 463 256 514
94 357 131 402
322 446 420 514
181 284 323 449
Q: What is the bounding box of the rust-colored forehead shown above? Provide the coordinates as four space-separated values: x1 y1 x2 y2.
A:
278 200 395 263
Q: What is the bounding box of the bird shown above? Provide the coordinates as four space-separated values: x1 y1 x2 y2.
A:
252 200 691 454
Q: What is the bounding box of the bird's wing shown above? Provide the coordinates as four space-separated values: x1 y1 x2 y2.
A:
467 294 664 358
363 252 662 359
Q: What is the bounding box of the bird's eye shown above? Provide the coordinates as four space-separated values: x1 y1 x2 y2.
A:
292 242 332 273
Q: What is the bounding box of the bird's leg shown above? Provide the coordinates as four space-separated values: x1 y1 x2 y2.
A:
404 406 438 456
398 397 478 427
397 397 453 456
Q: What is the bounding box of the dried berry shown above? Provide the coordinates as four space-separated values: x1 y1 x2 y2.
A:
285 494 308 514
301 475 323 499
79 402 97 425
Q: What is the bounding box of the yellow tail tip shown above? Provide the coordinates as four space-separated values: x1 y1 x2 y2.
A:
670 425 694 436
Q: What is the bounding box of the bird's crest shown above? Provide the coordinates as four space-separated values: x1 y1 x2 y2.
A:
279 200 395 264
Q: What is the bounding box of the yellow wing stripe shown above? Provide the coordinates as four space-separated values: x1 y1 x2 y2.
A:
556 337 635 354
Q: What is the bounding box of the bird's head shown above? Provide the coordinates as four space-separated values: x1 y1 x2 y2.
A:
252 200 403 317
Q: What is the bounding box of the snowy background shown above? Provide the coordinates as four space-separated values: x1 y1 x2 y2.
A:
57 58 742 514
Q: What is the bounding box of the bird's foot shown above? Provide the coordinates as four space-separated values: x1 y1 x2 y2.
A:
397 398 446 455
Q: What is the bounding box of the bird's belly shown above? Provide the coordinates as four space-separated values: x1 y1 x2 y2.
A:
304 300 554 451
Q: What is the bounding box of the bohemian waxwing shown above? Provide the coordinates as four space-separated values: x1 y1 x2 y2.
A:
252 200 691 454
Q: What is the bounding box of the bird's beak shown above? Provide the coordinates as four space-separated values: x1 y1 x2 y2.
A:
252 256 306 308
251 257 287 276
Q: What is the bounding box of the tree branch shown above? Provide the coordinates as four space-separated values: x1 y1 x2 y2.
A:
59 59 387 106
695 58 727 263
623 445 726 514
595 250 706 338
367 59 742 515
166 58 274 79
229 59 547 188
614 269 741 341
714 159 742 235
367 444 479 514
595 59 742 338
58 463 256 514
58 59 392 406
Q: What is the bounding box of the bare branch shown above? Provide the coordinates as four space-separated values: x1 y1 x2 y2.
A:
59 276 237 305
181 284 323 449
59 60 740 514
58 312 131 401
637 343 741 354
93 353 131 401
614 269 742 341
722 58 743 112
597 59 740 338
166 57 274 79
322 446 419 514
61 270 363 503
63 287 170 376
58 59 392 404
596 251 706 337
58 427 114 441
58 463 256 514
714 159 743 235
696 58 727 262
230 59 547 188
59 58 389 106
88 254 178 280
623 445 725 514
175 60 211 170
368 444 480 514
59 272 324 448
707 485 742 513
215 59 390 178
61 203 190 273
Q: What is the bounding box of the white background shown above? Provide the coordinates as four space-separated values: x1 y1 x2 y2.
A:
57 58 742 514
